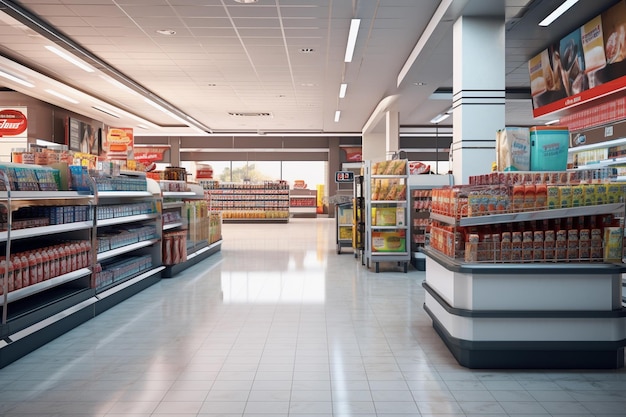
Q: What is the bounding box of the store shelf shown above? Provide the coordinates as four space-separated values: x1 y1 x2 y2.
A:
432 203 625 227
97 213 158 227
162 191 196 198
222 217 289 223
6 268 92 304
371 200 407 204
162 201 185 210
97 238 159 261
0 191 94 201
371 225 408 230
97 191 154 199
289 207 317 213
0 221 93 242
163 221 184 231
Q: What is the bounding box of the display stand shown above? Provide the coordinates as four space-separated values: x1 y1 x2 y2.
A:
422 200 626 369
408 174 453 270
289 189 317 218
353 175 365 262
364 160 410 273
93 172 163 314
204 182 289 223
162 183 222 278
335 202 353 254
0 169 97 368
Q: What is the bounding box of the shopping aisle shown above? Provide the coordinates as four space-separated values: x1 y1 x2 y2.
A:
0 218 625 417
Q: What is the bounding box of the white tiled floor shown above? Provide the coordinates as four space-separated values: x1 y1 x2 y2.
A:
1 218 626 416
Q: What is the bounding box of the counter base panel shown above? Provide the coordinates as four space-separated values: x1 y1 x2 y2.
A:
0 297 97 369
425 303 625 369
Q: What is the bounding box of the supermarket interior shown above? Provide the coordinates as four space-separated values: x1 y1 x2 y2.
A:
1 0 626 416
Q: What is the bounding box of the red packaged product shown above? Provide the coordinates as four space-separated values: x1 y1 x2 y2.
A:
12 256 22 291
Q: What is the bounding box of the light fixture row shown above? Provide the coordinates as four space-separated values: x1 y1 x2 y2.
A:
335 18 361 123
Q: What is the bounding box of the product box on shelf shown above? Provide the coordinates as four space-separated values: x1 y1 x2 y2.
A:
371 230 406 252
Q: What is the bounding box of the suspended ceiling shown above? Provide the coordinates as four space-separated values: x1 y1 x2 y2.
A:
0 0 621 137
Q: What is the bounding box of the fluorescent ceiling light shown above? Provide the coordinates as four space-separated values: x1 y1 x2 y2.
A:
545 119 560 125
45 45 95 73
92 106 120 118
538 0 579 27
45 89 79 104
430 113 450 124
339 83 348 98
0 69 34 88
334 110 341 122
136 124 149 130
344 19 361 62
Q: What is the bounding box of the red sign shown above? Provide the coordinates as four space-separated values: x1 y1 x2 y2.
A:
561 95 626 132
342 146 362 162
134 147 168 163
0 109 27 137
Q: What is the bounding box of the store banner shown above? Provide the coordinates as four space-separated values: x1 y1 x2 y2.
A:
342 146 362 162
133 146 168 164
561 96 626 132
530 0 626 118
103 127 134 160
0 107 28 162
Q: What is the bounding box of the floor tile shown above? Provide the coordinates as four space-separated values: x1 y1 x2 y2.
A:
0 219 624 417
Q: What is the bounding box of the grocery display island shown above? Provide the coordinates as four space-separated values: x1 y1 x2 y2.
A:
422 247 626 369
422 173 626 369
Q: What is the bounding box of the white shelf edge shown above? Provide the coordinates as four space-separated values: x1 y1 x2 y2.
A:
97 213 158 227
97 238 159 261
162 191 196 197
370 200 408 204
370 252 410 256
0 221 93 242
163 201 185 209
0 191 94 200
371 225 409 229
163 222 184 230
6 268 92 304
97 191 153 198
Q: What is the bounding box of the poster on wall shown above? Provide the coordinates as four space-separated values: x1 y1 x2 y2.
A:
0 107 28 162
102 127 133 160
530 0 626 117
67 117 100 155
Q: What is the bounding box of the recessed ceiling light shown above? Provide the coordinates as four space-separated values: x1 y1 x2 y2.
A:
300 48 315 53
301 83 316 87
207 83 217 87
233 0 258 3
414 82 427 86
156 29 176 35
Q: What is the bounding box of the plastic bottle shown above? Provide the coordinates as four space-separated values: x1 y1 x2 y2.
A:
69 243 77 271
12 255 22 290
58 245 67 275
28 252 37 285
41 249 50 280
47 248 56 278
6 259 14 292
20 254 29 288
34 251 43 283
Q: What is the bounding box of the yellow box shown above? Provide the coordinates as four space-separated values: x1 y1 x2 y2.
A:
571 185 583 208
558 186 572 209
583 184 596 207
547 186 559 209
371 231 406 252
607 184 621 204
596 183 607 205
375 207 397 226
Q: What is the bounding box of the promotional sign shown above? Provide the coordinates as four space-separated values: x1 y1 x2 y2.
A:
0 107 28 162
335 171 354 183
103 127 133 160
133 146 168 164
530 0 626 117
0 109 27 137
341 146 362 162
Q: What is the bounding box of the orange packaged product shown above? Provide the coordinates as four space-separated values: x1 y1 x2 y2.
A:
535 184 547 209
512 185 525 212
524 185 536 210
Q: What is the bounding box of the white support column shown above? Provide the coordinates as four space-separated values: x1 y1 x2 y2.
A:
169 136 180 166
451 15 505 184
385 110 400 159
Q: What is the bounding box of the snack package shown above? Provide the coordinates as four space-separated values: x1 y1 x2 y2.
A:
496 127 531 171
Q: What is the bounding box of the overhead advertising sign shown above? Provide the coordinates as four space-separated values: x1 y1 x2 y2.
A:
133 146 168 164
0 108 27 137
103 127 134 160
530 0 626 118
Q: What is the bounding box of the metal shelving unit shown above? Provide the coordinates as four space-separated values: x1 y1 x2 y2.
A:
364 160 410 273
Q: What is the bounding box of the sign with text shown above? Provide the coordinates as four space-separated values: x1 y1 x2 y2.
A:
530 0 626 118
335 171 354 183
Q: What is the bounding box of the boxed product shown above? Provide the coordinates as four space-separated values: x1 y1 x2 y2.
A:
496 127 530 171
375 207 396 226
603 227 623 262
371 230 406 252
529 126 569 171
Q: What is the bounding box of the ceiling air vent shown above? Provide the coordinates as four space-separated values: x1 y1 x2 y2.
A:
228 112 272 117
